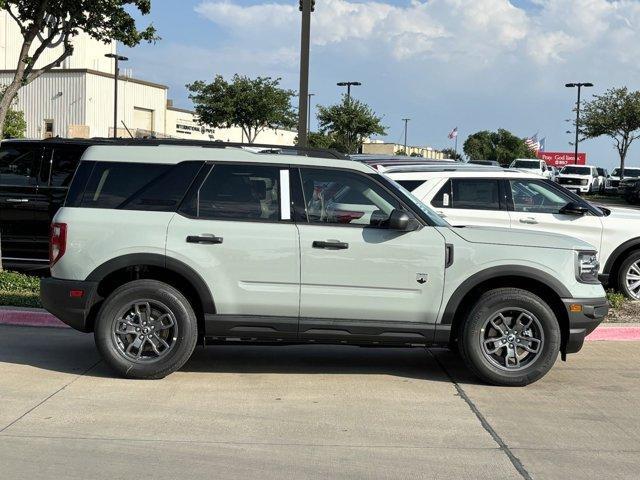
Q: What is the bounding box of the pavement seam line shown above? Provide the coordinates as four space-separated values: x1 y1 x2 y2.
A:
427 348 534 480
0 359 101 434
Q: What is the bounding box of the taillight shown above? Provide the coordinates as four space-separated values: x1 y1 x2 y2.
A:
50 223 67 266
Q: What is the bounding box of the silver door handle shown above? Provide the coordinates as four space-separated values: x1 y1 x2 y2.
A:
5 198 29 203
519 217 538 225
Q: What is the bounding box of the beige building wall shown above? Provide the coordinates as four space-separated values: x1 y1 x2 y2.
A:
362 142 446 159
165 106 296 145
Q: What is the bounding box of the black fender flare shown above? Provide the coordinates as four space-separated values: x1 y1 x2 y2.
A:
85 253 216 314
440 265 572 325
603 237 640 276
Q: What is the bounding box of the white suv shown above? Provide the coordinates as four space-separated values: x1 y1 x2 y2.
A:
40 143 607 385
556 165 600 194
509 159 552 179
387 164 640 300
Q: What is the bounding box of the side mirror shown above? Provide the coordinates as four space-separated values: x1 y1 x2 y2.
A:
388 209 418 231
559 201 590 216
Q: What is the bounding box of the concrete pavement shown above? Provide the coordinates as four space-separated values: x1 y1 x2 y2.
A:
0 325 639 479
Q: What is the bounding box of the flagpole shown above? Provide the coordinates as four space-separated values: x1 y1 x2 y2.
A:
454 134 458 159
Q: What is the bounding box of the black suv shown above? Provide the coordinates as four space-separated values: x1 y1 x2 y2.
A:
0 139 94 270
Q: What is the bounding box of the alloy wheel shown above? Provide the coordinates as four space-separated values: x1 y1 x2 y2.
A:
480 308 545 371
625 261 640 300
111 300 178 362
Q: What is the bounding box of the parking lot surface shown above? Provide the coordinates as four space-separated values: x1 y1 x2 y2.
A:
1 325 639 480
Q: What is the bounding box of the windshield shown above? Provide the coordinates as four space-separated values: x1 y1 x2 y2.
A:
512 160 540 169
560 166 590 175
611 168 640 177
381 176 449 227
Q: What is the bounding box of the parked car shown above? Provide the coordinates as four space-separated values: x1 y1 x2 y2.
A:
596 167 609 193
0 138 93 270
468 160 500 166
556 165 600 194
0 138 345 271
620 177 640 204
509 158 552 179
350 154 455 172
386 164 640 300
41 143 606 385
605 167 640 194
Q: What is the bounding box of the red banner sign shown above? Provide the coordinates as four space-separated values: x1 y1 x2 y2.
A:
537 151 586 167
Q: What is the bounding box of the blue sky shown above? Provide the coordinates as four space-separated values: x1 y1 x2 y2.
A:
122 0 640 169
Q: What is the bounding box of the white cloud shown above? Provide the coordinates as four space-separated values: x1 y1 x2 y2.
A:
194 0 640 66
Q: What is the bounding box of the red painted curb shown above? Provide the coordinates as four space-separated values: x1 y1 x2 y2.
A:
0 309 67 328
586 326 640 342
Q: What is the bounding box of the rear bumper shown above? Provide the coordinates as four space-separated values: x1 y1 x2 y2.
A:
40 277 100 333
562 297 609 354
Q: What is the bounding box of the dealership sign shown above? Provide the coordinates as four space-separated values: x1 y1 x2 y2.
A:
537 151 586 167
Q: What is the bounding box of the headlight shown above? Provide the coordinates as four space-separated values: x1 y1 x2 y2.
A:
576 251 600 284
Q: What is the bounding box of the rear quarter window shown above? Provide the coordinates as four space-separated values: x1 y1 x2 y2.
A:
65 161 203 211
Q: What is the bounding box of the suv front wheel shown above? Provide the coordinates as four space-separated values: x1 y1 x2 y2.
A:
94 279 198 379
459 288 561 386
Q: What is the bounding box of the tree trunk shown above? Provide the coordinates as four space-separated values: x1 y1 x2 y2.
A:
0 79 24 138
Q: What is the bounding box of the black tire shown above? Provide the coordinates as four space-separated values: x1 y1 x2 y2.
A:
94 279 198 379
459 288 561 386
617 251 640 300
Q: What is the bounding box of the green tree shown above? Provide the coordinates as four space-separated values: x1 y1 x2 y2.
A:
580 87 640 178
463 129 536 166
316 95 386 154
441 147 463 161
187 75 297 144
0 86 26 138
0 0 157 136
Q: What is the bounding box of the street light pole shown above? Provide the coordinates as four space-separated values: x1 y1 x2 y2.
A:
565 82 593 165
337 81 361 153
307 93 315 135
402 118 410 154
337 81 361 104
297 0 314 148
105 53 128 139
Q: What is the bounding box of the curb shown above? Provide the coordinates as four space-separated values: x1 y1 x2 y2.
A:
0 308 67 328
0 309 639 340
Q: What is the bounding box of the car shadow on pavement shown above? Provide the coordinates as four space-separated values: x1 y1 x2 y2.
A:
0 325 482 384
182 343 478 384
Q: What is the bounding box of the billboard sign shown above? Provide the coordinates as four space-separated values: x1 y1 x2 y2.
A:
537 151 586 167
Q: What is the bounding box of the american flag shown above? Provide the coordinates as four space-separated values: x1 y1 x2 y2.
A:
448 127 458 139
525 133 541 152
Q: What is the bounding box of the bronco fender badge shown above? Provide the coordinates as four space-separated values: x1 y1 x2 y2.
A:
416 273 428 285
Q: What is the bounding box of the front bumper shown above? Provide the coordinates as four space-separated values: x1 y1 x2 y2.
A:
40 277 101 332
562 297 609 355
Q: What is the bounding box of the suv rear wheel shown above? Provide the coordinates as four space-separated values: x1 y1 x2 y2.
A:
94 279 198 379
618 251 640 300
459 288 561 386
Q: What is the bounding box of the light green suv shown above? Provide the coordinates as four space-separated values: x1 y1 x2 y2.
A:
40 143 608 386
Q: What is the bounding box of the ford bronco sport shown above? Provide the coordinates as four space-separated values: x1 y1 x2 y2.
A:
40 144 608 385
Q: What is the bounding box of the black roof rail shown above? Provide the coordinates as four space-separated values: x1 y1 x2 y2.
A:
1 137 348 160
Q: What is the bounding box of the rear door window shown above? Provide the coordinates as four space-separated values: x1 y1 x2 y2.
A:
0 144 41 186
47 146 87 187
432 179 501 210
180 163 282 221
